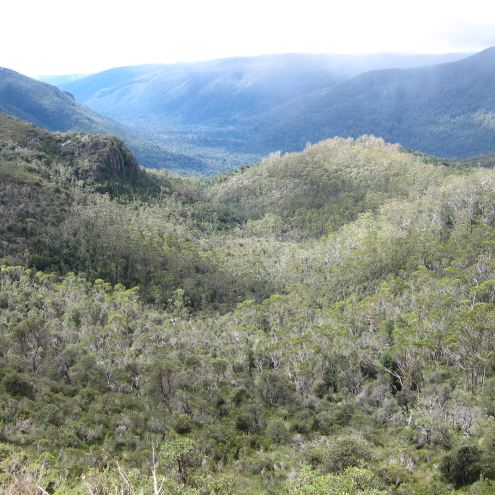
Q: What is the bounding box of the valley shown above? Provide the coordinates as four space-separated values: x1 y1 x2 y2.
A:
0 114 495 493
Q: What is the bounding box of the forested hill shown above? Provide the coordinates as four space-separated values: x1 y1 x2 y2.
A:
257 47 495 158
57 53 465 124
0 67 113 134
0 113 156 194
1 117 495 494
0 69 206 174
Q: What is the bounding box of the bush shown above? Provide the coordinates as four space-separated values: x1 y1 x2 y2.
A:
321 435 374 474
256 369 294 406
467 479 495 495
266 418 289 444
230 387 249 406
288 466 387 495
440 444 483 487
235 404 264 433
205 474 238 494
173 414 193 434
2 373 36 400
375 464 413 488
315 404 354 434
241 453 275 475
289 408 316 434
200 423 242 462
410 417 452 449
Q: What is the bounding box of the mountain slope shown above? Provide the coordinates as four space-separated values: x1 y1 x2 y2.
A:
0 67 114 133
3 117 495 493
0 67 210 173
2 121 495 494
0 113 165 206
50 53 468 170
257 47 495 158
0 114 224 301
59 53 466 125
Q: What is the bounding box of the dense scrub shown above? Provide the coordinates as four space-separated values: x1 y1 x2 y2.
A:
1 116 495 493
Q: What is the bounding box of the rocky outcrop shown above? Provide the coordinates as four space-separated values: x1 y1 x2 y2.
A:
57 133 142 181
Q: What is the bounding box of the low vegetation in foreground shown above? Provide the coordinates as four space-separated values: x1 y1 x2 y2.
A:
1 115 495 494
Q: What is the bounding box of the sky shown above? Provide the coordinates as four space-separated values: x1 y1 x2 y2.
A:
2 0 495 76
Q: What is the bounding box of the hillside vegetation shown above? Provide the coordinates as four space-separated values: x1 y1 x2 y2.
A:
208 138 454 238
1 116 495 494
0 68 207 174
0 68 112 134
258 47 495 159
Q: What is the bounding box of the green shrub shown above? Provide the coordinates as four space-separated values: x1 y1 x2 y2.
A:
315 404 354 434
440 444 483 487
289 408 316 434
265 418 289 444
321 435 374 474
2 373 36 400
173 414 193 434
235 404 264 433
205 474 238 494
256 369 294 406
288 466 387 495
467 479 495 495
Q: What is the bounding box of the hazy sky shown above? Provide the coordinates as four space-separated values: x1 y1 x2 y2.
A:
3 0 495 76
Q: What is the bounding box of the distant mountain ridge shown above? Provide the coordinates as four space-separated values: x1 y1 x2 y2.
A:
5 49 495 174
256 46 495 159
57 53 467 124
49 52 470 170
0 67 209 174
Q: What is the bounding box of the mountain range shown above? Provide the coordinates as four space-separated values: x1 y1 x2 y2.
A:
52 52 473 170
257 46 495 158
54 53 465 125
0 67 206 173
2 48 495 174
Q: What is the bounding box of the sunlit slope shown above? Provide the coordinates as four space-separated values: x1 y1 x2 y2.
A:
208 136 458 237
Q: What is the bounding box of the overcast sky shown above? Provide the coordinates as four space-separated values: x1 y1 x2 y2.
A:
3 0 495 76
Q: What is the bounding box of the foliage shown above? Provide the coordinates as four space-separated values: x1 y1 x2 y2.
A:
319 435 374 473
440 445 483 487
2 118 495 493
287 466 388 495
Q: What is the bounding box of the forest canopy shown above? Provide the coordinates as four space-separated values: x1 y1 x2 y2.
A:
1 114 495 494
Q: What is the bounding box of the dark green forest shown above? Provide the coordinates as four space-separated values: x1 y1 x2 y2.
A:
1 114 495 494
